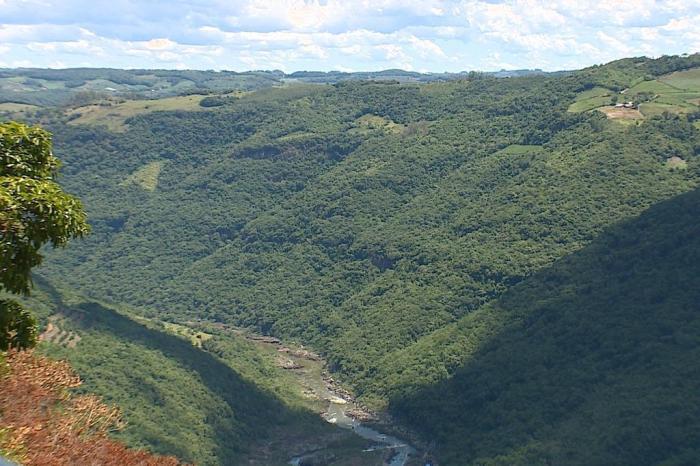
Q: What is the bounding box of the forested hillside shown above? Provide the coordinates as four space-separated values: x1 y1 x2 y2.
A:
386 187 700 464
19 279 367 465
3 54 700 464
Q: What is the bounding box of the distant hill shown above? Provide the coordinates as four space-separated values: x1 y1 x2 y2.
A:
0 66 560 107
0 68 283 106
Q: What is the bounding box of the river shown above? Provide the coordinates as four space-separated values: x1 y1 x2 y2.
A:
280 349 419 466
198 326 422 465
288 376 417 466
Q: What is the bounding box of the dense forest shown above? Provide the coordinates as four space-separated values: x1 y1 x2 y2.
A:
387 186 700 464
2 54 700 465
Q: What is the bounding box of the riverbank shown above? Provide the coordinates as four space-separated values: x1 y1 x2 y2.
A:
245 334 423 466
182 320 426 465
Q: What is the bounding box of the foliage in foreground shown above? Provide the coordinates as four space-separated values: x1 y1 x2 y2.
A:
0 349 182 465
0 121 89 350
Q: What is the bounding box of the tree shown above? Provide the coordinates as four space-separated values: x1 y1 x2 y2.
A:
0 122 89 350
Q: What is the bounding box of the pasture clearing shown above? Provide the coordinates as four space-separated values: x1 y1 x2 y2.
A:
352 114 404 134
639 102 692 117
597 106 644 120
0 102 39 113
568 87 612 113
121 160 165 191
666 156 688 170
571 67 700 120
66 94 208 132
659 68 700 91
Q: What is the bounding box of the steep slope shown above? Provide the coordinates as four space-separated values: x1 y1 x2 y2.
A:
38 75 579 336
20 280 360 466
37 57 700 383
383 187 700 465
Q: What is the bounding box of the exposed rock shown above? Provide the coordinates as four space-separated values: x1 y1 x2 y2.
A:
277 356 303 370
297 451 337 466
327 396 348 405
345 408 377 422
290 348 321 361
277 346 321 361
247 335 281 344
322 376 354 401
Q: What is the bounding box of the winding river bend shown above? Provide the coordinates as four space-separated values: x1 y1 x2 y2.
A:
289 377 417 466
240 335 419 465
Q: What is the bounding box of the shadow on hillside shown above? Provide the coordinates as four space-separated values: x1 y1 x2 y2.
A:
34 278 321 464
391 187 700 465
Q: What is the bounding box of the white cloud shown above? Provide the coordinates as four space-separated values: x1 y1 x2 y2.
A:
144 38 177 50
408 36 446 58
26 39 104 55
0 0 698 71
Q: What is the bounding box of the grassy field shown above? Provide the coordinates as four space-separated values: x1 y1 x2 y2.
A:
639 102 692 117
0 76 66 92
121 161 165 191
570 67 700 119
351 114 404 134
66 94 209 132
626 79 677 94
666 156 688 170
660 68 700 91
567 87 613 113
0 102 40 120
0 102 39 112
497 144 543 155
162 321 213 348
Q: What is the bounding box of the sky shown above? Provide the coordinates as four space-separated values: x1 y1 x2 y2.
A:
1 0 699 72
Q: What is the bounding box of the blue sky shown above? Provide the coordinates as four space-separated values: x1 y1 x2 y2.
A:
1 0 699 72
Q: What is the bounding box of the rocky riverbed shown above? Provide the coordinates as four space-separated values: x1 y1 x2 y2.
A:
193 321 426 465
239 332 420 465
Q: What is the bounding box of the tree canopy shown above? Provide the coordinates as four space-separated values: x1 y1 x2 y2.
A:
0 122 89 349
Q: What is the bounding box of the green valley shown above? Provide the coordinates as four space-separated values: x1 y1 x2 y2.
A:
2 53 700 465
21 278 379 465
